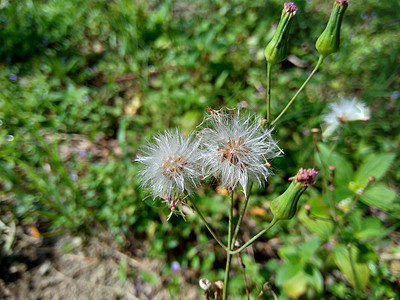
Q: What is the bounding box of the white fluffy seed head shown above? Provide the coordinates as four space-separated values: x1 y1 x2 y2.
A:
136 129 201 207
322 97 371 138
197 109 282 194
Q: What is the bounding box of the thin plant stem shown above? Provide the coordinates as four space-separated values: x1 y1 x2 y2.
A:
271 54 325 126
256 282 278 300
353 176 375 204
222 192 235 300
223 253 232 300
348 244 362 291
188 197 227 250
328 166 338 222
266 62 272 123
232 183 253 248
238 254 250 300
230 218 278 255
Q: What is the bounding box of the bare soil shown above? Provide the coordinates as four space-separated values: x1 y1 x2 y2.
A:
0 225 199 300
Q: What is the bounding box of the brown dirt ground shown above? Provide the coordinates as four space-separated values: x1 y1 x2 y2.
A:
0 226 199 300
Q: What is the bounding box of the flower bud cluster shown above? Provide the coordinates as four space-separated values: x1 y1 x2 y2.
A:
265 1 349 64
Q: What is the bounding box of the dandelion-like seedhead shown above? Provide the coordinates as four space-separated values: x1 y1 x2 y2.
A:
136 129 201 207
322 97 370 138
198 110 282 194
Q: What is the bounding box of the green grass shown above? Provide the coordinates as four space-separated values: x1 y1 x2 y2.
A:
0 0 399 298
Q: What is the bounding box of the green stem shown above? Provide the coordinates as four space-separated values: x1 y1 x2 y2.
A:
230 218 278 255
232 183 253 249
188 197 227 250
266 62 272 123
348 245 362 291
222 192 235 300
271 55 325 126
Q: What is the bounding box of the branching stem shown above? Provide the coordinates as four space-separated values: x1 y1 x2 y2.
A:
188 197 227 250
230 218 278 255
232 184 253 249
271 54 325 126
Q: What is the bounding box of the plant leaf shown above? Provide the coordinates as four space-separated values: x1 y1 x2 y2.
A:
315 143 354 186
333 244 369 291
360 185 399 212
354 153 396 187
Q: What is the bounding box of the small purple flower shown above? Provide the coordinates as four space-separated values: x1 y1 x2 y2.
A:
284 2 298 14
9 74 18 81
70 173 79 181
229 45 237 52
79 149 87 157
171 261 180 273
290 168 318 187
255 82 265 93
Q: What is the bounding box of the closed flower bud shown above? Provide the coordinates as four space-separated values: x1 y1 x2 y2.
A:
270 168 318 220
264 2 298 65
315 0 348 57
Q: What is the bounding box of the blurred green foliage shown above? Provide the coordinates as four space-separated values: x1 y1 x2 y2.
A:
0 0 399 298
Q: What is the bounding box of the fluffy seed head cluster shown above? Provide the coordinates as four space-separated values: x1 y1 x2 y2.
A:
198 110 282 194
322 97 370 138
135 130 201 207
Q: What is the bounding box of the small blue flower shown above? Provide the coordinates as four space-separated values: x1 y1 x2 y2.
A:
171 261 180 272
9 74 18 81
70 173 79 181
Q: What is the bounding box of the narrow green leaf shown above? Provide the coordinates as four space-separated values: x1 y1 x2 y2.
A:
354 153 396 186
315 143 354 185
360 185 398 212
333 244 369 291
354 217 384 241
298 197 334 241
282 270 308 299
215 70 229 89
276 262 303 286
308 268 324 294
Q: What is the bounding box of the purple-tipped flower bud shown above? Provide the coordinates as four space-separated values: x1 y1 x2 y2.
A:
292 168 318 187
264 2 298 65
316 0 348 57
270 168 318 220
284 2 298 14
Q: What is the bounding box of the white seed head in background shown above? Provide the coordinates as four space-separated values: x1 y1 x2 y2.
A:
136 129 201 207
198 109 282 195
322 97 370 138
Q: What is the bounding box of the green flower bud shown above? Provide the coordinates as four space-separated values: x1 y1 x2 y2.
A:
316 0 348 57
264 2 298 65
270 168 318 220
